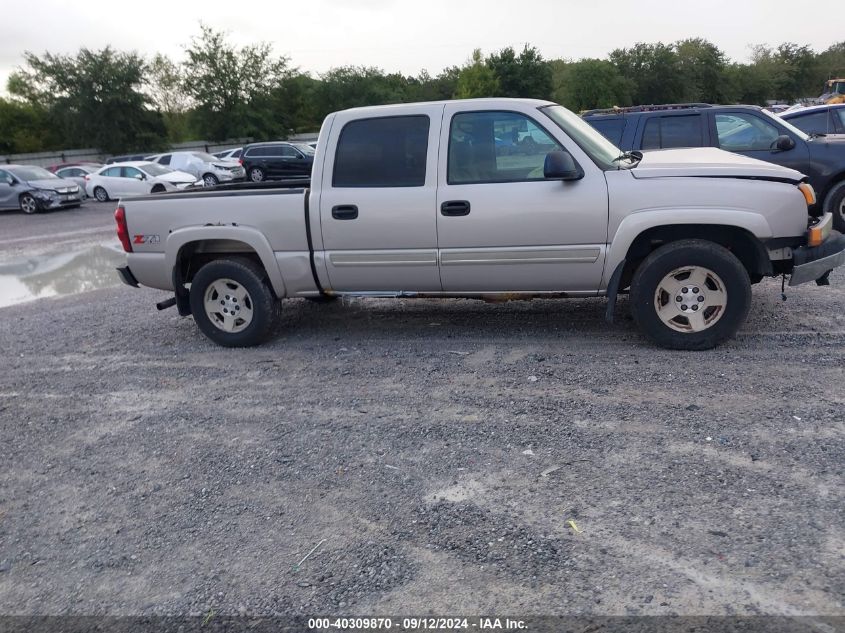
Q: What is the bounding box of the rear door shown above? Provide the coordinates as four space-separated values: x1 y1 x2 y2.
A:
99 166 127 196
436 103 608 292
316 105 443 292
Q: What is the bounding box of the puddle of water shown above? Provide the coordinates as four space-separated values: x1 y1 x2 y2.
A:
0 243 127 307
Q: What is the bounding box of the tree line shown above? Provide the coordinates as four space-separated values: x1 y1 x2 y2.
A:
1 25 844 155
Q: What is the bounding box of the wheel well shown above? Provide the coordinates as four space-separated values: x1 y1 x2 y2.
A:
175 240 267 286
150 184 166 193
621 225 772 287
820 173 845 204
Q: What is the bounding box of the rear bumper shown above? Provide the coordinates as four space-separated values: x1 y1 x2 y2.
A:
789 231 845 286
116 265 139 288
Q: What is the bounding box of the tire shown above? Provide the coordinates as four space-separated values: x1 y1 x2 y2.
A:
249 167 265 182
19 194 40 214
629 240 751 351
189 258 280 347
823 180 845 232
202 173 219 187
93 187 109 202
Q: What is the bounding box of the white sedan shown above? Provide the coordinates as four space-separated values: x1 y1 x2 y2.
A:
85 162 199 202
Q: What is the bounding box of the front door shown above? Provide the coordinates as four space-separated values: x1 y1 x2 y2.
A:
436 104 609 292
317 105 443 292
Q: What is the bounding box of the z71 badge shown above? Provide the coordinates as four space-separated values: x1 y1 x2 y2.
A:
133 234 160 245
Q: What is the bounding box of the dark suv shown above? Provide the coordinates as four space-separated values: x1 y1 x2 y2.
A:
240 142 315 182
583 104 845 230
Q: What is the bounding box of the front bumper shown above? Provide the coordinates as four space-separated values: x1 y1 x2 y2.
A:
789 230 845 286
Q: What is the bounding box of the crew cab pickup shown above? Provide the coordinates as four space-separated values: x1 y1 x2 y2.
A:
115 98 845 350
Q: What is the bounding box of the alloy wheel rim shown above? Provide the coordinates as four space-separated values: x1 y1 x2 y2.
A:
204 278 254 333
654 266 727 333
250 169 263 182
203 175 217 187
21 196 37 213
95 189 107 202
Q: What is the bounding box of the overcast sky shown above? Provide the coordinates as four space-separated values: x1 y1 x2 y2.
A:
2 0 843 94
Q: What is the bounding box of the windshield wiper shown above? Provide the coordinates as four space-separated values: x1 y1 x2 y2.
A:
612 150 642 163
807 132 827 139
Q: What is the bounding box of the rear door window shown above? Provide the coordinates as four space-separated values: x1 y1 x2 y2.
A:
333 115 430 187
641 115 704 149
589 118 626 146
103 167 121 177
787 110 833 135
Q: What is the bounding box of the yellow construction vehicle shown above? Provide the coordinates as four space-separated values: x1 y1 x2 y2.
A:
819 78 845 104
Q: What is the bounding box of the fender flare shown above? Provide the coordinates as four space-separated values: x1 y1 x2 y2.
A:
602 209 773 288
165 225 287 298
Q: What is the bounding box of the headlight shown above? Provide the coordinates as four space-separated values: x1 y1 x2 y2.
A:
33 189 57 200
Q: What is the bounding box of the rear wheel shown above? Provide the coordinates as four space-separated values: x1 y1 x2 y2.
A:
19 194 40 214
189 258 280 347
249 167 265 182
93 187 109 202
629 240 751 350
823 180 845 232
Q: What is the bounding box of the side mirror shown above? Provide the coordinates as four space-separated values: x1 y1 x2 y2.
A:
544 150 583 181
135 174 145 181
773 135 795 151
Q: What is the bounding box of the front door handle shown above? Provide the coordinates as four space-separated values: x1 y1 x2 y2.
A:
441 200 471 216
332 204 358 220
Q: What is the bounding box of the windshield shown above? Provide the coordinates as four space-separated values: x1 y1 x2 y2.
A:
541 105 625 169
7 166 57 181
138 162 172 176
192 152 220 163
292 143 316 156
760 108 809 140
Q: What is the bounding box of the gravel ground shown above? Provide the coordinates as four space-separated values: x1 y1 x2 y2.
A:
0 206 843 619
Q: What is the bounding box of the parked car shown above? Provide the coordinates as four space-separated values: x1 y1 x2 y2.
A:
583 103 845 231
0 165 83 214
86 162 197 202
146 151 245 187
46 161 101 173
105 154 151 164
115 98 844 350
240 142 315 182
213 147 243 160
54 164 102 199
780 103 845 136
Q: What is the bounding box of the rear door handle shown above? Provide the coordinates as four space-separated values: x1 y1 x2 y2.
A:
332 204 359 220
441 200 471 216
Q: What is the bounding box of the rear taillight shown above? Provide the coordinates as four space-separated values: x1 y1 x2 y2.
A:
238 157 243 165
115 206 132 253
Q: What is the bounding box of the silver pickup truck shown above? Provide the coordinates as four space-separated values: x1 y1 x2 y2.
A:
115 98 845 350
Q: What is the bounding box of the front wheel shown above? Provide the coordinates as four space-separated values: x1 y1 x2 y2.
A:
629 240 751 350
19 194 40 214
823 180 845 232
202 173 219 187
188 258 280 347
